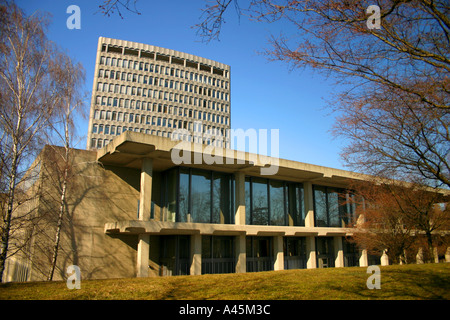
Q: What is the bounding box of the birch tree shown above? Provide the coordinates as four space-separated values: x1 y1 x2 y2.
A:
0 1 66 282
45 53 86 281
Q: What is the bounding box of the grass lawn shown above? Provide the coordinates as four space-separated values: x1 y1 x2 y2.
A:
0 263 449 300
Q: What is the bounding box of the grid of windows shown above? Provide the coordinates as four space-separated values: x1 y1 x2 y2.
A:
87 38 231 149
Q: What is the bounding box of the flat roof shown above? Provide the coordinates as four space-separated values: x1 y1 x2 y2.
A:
98 37 231 71
97 131 372 189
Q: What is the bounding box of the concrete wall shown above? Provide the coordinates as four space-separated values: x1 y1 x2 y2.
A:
16 146 142 281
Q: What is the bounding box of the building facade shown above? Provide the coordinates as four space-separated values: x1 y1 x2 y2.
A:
87 37 231 150
2 133 386 281
4 133 450 282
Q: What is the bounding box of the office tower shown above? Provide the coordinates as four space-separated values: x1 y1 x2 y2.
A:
87 37 231 149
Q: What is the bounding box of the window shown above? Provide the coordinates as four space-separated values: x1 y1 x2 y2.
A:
246 177 304 226
162 168 234 224
191 169 211 223
251 178 269 225
269 180 285 226
313 185 353 227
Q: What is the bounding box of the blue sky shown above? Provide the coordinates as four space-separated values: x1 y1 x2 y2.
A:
16 0 347 170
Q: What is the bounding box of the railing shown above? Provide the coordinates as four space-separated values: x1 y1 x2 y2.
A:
202 258 235 274
160 258 190 276
246 257 274 272
284 256 307 270
344 254 360 267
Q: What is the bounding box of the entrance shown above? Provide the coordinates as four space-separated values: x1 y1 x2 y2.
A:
159 235 190 276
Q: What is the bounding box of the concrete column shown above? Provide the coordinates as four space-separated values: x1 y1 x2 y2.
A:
137 234 150 277
416 247 424 264
303 181 315 228
273 236 284 271
139 158 153 221
235 234 246 273
234 171 246 225
190 234 202 275
334 236 344 268
445 247 450 263
359 249 368 267
306 236 317 269
433 247 439 263
381 249 389 266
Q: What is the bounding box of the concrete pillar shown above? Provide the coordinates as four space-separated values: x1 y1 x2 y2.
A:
433 247 439 263
303 181 315 228
445 247 450 263
381 249 389 266
190 234 202 275
306 236 317 269
416 247 424 264
235 234 246 273
234 171 246 225
139 158 153 221
334 236 344 268
273 236 284 271
137 234 150 277
359 249 368 267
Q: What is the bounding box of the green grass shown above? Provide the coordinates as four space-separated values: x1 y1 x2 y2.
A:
1 263 449 300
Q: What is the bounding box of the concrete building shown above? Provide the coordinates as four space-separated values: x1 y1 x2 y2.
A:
3 38 449 282
4 132 396 281
87 37 231 150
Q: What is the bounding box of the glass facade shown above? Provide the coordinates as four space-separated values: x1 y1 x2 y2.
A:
162 167 234 224
156 169 364 274
245 177 304 226
313 185 356 227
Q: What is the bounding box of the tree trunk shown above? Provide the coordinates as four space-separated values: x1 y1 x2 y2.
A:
47 164 68 281
47 113 70 281
0 145 19 282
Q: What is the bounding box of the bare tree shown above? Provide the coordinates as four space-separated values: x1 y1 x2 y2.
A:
195 0 450 187
45 53 86 281
98 0 141 18
0 1 67 282
349 179 449 264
